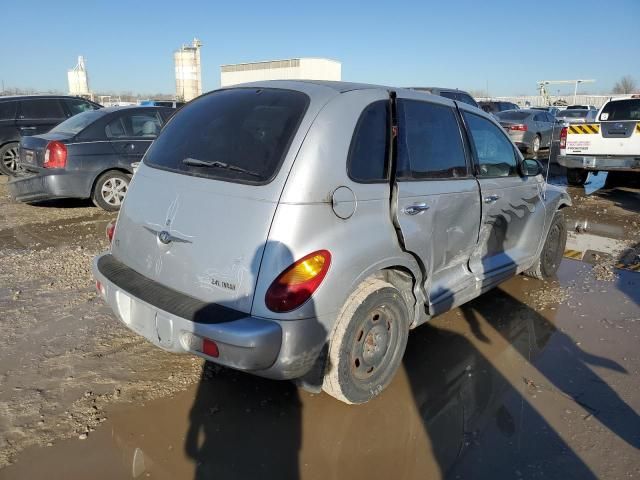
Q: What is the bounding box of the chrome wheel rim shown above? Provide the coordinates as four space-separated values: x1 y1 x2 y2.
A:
2 146 19 172
101 177 127 206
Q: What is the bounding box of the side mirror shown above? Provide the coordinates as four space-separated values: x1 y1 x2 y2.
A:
521 158 543 176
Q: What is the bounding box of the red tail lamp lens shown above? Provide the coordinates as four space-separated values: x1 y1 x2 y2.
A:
43 141 67 169
106 220 116 243
202 339 219 358
560 127 568 149
265 250 331 313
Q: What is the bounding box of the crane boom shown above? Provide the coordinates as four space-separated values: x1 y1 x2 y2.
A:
537 79 596 105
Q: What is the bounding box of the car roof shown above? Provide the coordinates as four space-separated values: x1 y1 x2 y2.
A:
410 86 470 93
0 94 92 101
97 105 172 113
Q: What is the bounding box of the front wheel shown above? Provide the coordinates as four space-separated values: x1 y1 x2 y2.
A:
0 142 20 176
524 211 567 280
92 171 130 211
322 278 409 404
566 168 588 186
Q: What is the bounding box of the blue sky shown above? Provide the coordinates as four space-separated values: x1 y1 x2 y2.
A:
2 0 639 96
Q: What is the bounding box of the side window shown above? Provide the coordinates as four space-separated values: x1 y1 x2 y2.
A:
457 93 477 107
397 99 468 179
463 112 518 177
533 113 543 122
347 101 388 182
19 99 65 119
105 111 162 138
105 117 127 138
65 99 98 116
129 112 162 137
0 101 17 121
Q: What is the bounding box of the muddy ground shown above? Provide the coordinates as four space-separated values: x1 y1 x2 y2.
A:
0 171 639 480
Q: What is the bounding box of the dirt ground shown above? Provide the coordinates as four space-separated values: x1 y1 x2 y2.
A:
0 171 639 480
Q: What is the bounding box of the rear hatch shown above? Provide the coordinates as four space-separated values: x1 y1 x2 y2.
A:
566 99 640 156
110 87 311 314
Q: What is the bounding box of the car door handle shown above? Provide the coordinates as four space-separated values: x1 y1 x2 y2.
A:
19 126 36 130
484 194 501 204
403 203 430 215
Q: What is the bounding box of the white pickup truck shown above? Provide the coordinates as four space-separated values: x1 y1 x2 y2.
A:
557 96 640 185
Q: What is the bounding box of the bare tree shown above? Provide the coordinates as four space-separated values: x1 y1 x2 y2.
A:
613 76 637 94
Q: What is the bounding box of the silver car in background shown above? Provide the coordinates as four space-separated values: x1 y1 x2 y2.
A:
93 80 570 404
556 108 598 124
495 109 557 154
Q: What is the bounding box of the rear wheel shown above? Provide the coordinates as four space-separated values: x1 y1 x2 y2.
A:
566 168 588 186
529 134 541 154
0 143 20 176
92 171 130 211
322 278 409 404
524 211 567 280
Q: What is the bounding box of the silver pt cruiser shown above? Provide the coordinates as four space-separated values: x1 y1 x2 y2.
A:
93 81 571 404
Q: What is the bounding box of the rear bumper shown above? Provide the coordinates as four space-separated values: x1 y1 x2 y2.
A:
93 253 326 380
557 154 640 172
8 170 92 202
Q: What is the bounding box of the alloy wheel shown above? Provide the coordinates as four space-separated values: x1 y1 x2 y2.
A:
101 177 127 206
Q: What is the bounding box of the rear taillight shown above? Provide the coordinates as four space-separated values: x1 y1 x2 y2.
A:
509 124 528 131
43 141 67 169
265 250 331 313
560 127 568 149
106 220 116 244
96 280 105 298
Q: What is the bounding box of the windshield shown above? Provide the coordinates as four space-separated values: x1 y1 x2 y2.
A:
144 88 309 184
557 110 589 119
496 111 530 121
50 110 105 135
599 99 640 121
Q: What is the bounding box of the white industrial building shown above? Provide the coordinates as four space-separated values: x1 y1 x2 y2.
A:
67 56 90 96
174 38 203 101
220 58 341 87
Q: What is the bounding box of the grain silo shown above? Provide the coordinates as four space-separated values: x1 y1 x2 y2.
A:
174 38 202 102
67 56 90 96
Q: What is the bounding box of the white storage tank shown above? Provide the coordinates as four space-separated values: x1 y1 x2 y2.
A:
67 56 90 96
220 58 341 87
175 38 203 102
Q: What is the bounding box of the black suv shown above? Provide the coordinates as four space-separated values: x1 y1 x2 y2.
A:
0 95 101 175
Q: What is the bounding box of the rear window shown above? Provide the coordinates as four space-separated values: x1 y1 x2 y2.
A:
144 88 309 184
599 99 640 121
51 110 105 135
557 110 589 118
496 111 530 121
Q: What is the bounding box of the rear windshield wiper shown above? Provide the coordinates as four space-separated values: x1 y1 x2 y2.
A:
182 157 262 178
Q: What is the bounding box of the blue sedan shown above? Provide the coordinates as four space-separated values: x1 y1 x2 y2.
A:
8 106 174 211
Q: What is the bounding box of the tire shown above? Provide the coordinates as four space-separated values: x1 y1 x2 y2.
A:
529 134 541 155
524 211 567 280
322 278 409 404
0 142 20 176
92 171 130 211
566 168 588 186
